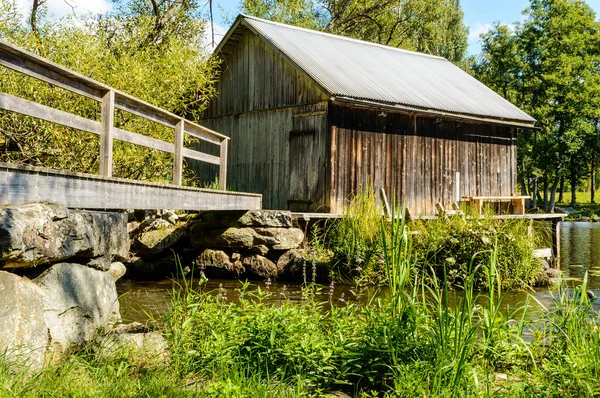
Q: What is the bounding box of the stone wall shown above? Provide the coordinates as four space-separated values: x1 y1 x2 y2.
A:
126 209 312 280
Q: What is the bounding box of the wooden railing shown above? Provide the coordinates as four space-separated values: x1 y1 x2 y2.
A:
0 39 228 189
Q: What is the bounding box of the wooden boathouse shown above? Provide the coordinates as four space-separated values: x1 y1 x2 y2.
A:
199 15 536 216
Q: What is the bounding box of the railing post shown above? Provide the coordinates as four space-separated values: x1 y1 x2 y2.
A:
219 138 228 190
100 90 115 177
173 120 184 185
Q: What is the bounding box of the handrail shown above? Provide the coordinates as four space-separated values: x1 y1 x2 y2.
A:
0 39 228 189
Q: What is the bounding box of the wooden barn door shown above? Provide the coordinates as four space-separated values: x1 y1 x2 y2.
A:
287 110 327 212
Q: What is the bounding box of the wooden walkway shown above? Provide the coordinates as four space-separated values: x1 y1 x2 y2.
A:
0 163 261 211
0 40 262 211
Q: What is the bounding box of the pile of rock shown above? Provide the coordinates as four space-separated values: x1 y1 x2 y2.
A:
124 209 309 280
190 210 305 279
0 203 128 372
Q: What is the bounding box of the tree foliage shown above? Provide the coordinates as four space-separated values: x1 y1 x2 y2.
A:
472 0 600 210
240 0 468 63
0 0 218 184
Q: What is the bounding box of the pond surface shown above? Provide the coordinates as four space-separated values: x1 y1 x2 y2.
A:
117 221 600 324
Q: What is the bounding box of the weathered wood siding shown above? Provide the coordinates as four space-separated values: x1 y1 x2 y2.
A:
196 28 330 210
201 102 328 210
329 104 517 216
203 27 329 118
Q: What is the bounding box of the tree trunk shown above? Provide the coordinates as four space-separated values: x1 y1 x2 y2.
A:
531 177 538 209
518 174 528 196
543 175 549 212
591 156 596 204
548 176 561 213
558 176 564 203
570 159 577 207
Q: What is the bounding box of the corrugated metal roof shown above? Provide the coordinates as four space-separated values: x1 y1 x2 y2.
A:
227 15 535 125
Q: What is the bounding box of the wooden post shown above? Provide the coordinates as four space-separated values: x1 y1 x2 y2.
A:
219 139 228 190
454 172 460 204
551 218 561 267
100 90 115 177
173 120 184 185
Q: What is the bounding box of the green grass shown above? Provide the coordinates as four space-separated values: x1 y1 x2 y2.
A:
2 211 599 397
557 190 600 220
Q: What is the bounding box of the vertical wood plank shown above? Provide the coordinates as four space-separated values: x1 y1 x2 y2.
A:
173 120 184 185
100 90 115 177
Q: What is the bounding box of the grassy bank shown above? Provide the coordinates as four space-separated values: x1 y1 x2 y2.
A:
2 217 599 397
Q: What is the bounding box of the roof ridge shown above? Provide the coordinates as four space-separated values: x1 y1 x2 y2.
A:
240 14 447 61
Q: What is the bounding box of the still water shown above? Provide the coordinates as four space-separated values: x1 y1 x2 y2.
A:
117 221 600 323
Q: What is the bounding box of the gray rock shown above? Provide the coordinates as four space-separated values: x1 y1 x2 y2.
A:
194 210 292 228
190 227 255 248
96 331 169 367
191 227 304 250
108 262 127 281
196 249 244 276
162 211 179 225
277 249 310 274
250 245 269 256
0 271 49 373
242 254 278 278
132 225 186 256
86 256 112 271
33 263 120 353
138 217 171 231
0 203 128 269
254 228 304 250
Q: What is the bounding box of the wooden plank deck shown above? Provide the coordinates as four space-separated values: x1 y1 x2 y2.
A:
0 163 261 211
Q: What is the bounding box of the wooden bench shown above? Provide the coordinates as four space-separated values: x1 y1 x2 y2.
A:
462 195 530 215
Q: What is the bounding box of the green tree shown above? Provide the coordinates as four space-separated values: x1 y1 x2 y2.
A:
240 0 469 63
473 0 600 211
0 0 219 184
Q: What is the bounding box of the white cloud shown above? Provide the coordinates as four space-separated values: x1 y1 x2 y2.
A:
468 22 493 41
14 0 111 20
202 21 229 52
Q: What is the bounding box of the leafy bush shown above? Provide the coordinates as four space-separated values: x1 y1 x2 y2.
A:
315 192 542 289
411 211 542 290
0 2 218 185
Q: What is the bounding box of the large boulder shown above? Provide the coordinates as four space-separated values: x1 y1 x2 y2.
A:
242 254 279 278
33 263 120 353
193 210 292 228
253 228 304 250
191 227 304 250
132 223 186 257
191 227 255 249
0 271 49 372
0 203 128 269
196 249 244 276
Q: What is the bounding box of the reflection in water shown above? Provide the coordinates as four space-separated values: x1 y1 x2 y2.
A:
560 221 600 290
117 221 600 324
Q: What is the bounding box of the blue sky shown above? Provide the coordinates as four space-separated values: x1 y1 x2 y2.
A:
14 0 600 55
209 0 600 54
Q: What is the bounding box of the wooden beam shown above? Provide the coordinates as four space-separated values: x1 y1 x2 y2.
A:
113 127 174 153
173 121 184 185
181 148 220 165
100 90 115 177
0 92 101 134
0 162 262 211
219 139 228 190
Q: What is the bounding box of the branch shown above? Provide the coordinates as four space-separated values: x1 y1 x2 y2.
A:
29 0 47 35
